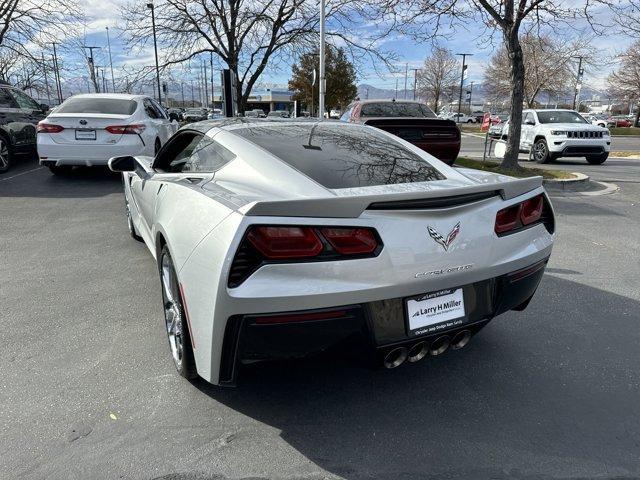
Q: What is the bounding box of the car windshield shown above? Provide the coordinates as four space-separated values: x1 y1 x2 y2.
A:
233 123 445 189
56 97 138 115
537 111 588 124
360 102 437 118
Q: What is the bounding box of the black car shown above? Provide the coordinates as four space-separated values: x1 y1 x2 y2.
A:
0 81 48 173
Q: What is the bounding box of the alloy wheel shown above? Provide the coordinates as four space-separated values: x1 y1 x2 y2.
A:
0 138 8 170
534 142 547 161
161 254 184 369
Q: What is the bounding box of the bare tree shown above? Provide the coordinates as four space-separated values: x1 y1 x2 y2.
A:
607 40 640 127
120 0 394 113
483 34 590 108
376 0 610 169
417 47 459 113
0 0 81 60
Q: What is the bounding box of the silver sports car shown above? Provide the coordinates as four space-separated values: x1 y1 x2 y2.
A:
109 119 555 386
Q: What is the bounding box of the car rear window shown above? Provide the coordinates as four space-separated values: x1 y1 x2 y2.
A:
360 102 437 118
56 98 138 115
233 123 445 189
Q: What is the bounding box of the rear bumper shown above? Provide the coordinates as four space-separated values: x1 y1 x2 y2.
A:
218 258 548 385
37 136 148 166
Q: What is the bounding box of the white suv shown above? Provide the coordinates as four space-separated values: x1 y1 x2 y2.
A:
502 109 610 164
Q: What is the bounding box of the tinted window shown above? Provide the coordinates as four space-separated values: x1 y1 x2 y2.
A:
180 137 235 173
360 102 436 118
143 99 159 119
11 89 40 110
150 98 168 119
0 88 17 108
522 112 534 124
57 97 138 115
233 123 445 189
537 111 587 124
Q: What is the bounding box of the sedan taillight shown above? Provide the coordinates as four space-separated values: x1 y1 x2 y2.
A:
37 123 64 133
105 124 146 135
495 194 551 235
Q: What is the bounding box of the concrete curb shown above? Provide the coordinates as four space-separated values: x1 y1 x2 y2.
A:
542 172 590 191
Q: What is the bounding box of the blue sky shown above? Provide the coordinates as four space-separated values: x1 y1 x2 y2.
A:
68 0 634 95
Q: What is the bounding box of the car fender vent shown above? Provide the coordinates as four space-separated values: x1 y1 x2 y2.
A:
367 190 499 210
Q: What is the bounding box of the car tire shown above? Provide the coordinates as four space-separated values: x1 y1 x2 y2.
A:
0 135 13 173
125 196 144 242
586 153 608 165
48 165 73 175
532 138 553 164
159 245 198 380
467 119 473 123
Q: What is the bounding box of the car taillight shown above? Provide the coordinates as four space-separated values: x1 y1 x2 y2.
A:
37 123 64 133
320 227 378 254
495 194 550 235
247 226 323 259
229 225 382 287
520 195 543 225
105 124 146 135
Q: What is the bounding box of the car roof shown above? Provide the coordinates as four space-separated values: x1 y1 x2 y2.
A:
63 93 147 101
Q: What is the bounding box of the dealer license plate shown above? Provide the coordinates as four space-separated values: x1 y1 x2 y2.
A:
406 288 466 336
75 129 96 140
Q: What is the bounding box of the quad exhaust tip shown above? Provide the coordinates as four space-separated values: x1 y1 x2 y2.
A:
429 335 451 356
407 341 429 363
451 329 472 350
383 347 408 368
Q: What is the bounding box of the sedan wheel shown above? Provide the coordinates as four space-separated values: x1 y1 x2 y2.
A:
0 137 12 173
159 247 197 379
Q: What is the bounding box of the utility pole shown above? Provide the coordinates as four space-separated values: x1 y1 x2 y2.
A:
41 52 51 105
147 1 162 104
190 79 194 107
318 0 326 119
404 63 408 99
411 68 419 100
210 52 215 108
456 53 473 121
51 43 63 103
572 56 584 111
181 82 185 107
106 27 116 92
468 81 474 112
83 46 101 93
395 78 398 99
203 60 209 108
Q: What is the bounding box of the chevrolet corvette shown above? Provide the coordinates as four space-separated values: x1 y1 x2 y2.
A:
109 119 555 386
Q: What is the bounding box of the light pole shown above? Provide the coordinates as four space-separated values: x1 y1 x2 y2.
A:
147 1 162 105
411 68 419 100
106 27 116 93
318 0 325 119
456 53 472 121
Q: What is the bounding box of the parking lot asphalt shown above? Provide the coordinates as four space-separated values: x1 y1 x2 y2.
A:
2 153 640 480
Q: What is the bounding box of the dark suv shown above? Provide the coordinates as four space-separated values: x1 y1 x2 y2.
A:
0 81 48 173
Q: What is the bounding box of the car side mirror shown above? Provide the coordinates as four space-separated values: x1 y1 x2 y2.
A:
525 120 535 126
108 155 136 172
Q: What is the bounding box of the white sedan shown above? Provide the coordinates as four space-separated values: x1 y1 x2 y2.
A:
37 93 178 174
109 120 554 386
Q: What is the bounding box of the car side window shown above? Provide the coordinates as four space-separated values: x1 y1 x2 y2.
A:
340 105 353 122
150 98 168 119
143 98 160 119
523 112 534 124
181 137 236 173
0 88 17 108
10 88 39 110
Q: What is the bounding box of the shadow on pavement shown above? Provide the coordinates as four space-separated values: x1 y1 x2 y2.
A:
195 275 640 480
0 161 122 199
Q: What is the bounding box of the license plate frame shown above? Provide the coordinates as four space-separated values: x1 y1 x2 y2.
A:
75 129 96 141
405 287 467 337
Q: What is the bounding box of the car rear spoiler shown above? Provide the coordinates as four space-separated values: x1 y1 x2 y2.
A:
241 176 543 218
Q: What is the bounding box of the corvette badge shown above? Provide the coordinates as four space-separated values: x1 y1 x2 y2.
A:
427 222 461 251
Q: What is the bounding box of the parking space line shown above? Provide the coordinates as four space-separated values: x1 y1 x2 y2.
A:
0 166 44 182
